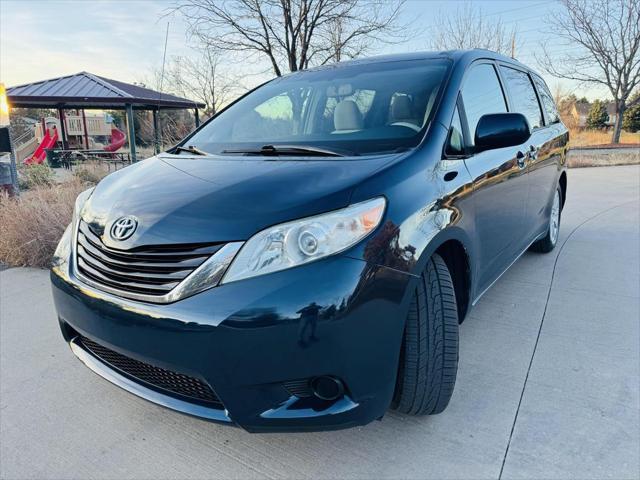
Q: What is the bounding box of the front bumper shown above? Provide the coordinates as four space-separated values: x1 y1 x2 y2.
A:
51 251 414 432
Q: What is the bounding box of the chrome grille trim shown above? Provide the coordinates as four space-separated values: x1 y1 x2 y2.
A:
73 220 243 304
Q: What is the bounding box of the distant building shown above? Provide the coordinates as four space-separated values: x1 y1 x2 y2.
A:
571 101 618 128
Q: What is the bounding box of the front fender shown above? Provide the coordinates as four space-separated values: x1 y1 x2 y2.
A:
344 140 477 325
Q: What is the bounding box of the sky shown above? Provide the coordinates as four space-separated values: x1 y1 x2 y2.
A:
0 0 611 101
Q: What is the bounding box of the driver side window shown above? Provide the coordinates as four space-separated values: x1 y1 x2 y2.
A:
461 63 507 145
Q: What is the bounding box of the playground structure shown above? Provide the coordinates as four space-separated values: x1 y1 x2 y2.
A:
24 127 58 165
24 113 127 164
7 71 205 166
35 113 111 143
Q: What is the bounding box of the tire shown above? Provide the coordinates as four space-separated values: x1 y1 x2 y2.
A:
530 185 562 253
392 253 459 416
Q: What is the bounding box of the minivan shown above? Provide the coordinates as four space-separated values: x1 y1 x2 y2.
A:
51 49 568 432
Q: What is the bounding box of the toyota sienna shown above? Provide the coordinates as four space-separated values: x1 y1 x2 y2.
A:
51 50 568 432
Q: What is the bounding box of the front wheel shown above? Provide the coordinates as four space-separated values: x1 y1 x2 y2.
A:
391 253 459 416
530 186 562 253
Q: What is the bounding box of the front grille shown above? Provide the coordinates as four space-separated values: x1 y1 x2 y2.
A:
78 335 223 408
75 220 223 299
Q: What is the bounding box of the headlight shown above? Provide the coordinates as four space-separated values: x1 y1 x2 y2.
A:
52 188 94 269
52 223 72 268
74 187 94 222
220 197 386 284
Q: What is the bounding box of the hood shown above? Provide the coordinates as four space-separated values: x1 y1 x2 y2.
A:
81 154 399 249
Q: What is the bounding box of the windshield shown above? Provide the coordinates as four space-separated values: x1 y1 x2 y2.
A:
186 59 451 156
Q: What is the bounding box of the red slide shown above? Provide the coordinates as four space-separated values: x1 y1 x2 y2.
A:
103 127 126 152
25 128 59 165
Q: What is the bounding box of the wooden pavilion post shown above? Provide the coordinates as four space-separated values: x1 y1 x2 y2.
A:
57 107 68 150
81 109 90 149
194 108 200 128
125 104 137 162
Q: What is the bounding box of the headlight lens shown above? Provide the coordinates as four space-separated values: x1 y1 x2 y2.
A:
221 197 386 284
74 187 94 222
52 223 72 268
52 188 94 269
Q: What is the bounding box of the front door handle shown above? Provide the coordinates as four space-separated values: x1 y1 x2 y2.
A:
516 150 526 169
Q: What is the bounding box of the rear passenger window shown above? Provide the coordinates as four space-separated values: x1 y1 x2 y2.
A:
500 66 543 129
533 75 560 125
461 64 507 144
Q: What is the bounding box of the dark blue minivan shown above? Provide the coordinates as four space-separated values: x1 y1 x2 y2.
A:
51 50 568 432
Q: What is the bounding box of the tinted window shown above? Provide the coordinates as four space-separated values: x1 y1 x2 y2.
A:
500 66 543 129
231 91 306 140
186 59 451 156
446 107 464 155
533 75 560 124
461 64 507 144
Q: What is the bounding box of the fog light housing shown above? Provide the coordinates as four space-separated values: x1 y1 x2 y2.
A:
311 376 344 401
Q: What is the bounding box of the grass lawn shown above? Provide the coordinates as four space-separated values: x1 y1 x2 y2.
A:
569 129 639 147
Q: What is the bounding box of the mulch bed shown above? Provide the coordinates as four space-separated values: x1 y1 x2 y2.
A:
571 143 639 150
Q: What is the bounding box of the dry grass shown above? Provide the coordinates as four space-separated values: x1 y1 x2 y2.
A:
0 161 119 268
569 129 639 147
0 179 87 268
73 161 112 184
18 163 55 190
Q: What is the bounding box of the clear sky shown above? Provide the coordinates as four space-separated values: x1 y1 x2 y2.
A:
0 0 609 100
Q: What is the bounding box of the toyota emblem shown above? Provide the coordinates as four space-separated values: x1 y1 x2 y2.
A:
110 216 138 241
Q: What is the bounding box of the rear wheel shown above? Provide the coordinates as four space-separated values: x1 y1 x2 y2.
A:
392 253 459 415
530 186 562 253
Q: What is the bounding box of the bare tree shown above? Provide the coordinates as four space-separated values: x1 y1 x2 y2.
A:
538 0 640 143
428 2 519 57
170 0 406 77
312 16 365 63
164 48 243 117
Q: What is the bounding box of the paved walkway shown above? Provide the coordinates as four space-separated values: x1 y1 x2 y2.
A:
1 166 638 479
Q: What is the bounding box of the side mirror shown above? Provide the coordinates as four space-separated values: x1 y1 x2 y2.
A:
475 113 530 152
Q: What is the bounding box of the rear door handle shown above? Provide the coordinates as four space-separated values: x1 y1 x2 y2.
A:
529 145 539 160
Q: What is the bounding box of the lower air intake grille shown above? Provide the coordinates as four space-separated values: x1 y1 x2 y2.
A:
78 336 223 408
283 379 313 398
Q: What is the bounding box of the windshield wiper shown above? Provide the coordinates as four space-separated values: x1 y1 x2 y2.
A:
222 144 348 157
173 145 210 156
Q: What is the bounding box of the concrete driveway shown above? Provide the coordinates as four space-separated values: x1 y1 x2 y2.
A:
1 165 639 480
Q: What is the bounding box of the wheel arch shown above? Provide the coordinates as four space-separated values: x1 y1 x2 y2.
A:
410 228 474 324
435 239 471 323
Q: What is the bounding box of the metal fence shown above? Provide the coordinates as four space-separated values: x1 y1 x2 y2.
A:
50 149 132 171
